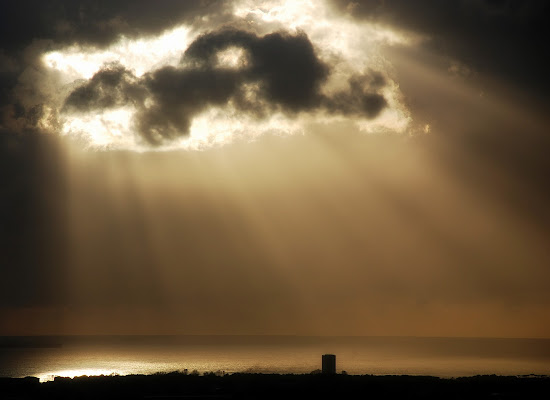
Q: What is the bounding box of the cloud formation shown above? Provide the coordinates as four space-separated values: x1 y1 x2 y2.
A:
64 63 146 112
62 28 388 145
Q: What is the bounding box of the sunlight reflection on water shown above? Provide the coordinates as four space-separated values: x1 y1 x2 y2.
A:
2 337 549 381
38 369 125 382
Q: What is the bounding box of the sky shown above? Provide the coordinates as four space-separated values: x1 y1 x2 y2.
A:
1 0 549 338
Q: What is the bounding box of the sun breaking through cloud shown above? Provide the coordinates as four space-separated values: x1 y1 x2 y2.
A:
39 0 411 150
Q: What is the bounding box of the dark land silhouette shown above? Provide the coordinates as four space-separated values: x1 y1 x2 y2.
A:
1 372 549 399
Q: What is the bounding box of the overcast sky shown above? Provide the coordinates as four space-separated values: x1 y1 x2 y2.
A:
1 0 549 338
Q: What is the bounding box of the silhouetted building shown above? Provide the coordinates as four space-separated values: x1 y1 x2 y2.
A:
322 354 336 374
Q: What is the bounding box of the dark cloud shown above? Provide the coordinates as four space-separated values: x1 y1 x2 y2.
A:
64 63 146 112
331 0 550 101
138 28 333 144
0 0 231 52
138 66 243 144
323 73 387 118
184 29 330 110
61 28 387 145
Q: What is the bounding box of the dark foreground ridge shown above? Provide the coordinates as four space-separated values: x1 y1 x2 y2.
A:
1 373 549 400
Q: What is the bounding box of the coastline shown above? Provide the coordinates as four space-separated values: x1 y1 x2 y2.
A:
2 335 550 380
1 372 549 400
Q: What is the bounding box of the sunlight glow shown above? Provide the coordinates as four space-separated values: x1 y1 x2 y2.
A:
61 107 137 149
43 25 192 81
38 369 126 382
234 0 413 47
184 106 303 150
216 47 249 69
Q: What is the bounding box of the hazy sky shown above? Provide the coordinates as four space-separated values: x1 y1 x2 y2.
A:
1 0 549 338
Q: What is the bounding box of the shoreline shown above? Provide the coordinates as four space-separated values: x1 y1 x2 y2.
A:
2 372 549 399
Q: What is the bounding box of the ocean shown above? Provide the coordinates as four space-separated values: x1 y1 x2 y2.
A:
1 336 549 382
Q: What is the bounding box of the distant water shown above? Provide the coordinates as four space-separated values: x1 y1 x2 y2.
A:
1 336 549 382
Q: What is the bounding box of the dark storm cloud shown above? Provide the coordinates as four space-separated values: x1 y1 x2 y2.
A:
183 29 329 110
139 28 332 144
134 29 331 144
182 29 387 116
137 66 244 144
0 0 231 52
331 0 550 101
61 28 387 145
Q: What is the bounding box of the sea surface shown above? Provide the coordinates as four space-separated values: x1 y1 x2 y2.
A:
1 336 549 382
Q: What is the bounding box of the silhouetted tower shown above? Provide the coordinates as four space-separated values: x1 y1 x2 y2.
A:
322 354 336 374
